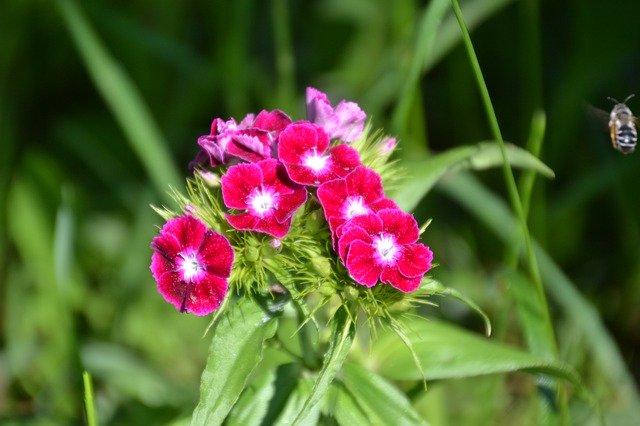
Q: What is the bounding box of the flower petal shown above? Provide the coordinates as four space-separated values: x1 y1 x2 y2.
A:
221 163 263 209
345 240 381 287
397 243 433 278
253 109 292 135
153 264 185 311
225 212 259 232
338 225 372 262
254 215 292 238
199 231 234 278
227 129 272 163
278 122 330 164
380 267 422 293
317 178 348 221
345 166 384 204
326 100 366 142
185 274 229 315
326 145 362 179
273 190 307 223
378 208 419 244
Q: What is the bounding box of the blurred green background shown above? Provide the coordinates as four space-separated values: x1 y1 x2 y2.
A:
1 0 639 424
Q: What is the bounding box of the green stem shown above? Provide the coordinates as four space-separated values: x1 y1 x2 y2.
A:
83 371 97 426
449 0 555 354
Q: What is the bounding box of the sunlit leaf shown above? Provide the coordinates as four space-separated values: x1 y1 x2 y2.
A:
292 306 355 423
372 318 582 388
391 142 554 212
342 363 429 425
190 297 280 426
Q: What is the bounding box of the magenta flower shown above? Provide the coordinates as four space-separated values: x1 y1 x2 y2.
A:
305 87 366 143
337 209 433 292
317 166 397 241
193 110 292 169
221 158 307 238
226 109 292 163
278 122 361 186
150 215 234 315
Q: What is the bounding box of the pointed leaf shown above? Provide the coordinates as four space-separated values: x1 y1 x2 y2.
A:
190 297 280 426
325 382 370 426
292 306 354 423
392 142 554 212
372 319 582 388
342 363 429 426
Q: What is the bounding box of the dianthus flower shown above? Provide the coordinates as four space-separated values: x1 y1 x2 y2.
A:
221 158 307 238
193 110 291 169
278 121 361 186
337 209 433 292
317 166 397 241
306 87 366 143
150 215 234 315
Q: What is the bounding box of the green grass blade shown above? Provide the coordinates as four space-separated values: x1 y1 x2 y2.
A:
83 371 98 426
391 0 449 138
55 0 181 197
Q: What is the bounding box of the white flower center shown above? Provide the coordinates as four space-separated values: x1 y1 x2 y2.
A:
343 196 370 219
374 234 399 264
248 187 277 217
303 150 329 172
178 250 204 283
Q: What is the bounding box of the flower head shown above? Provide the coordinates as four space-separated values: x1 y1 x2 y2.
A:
150 215 234 315
226 109 292 163
221 159 307 238
337 209 433 292
306 87 366 143
317 166 397 241
278 122 361 186
192 110 292 169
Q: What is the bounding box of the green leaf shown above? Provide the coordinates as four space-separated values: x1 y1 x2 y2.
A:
325 382 370 426
372 319 582 388
190 297 280 426
274 377 320 426
392 142 554 212
422 279 491 336
226 368 276 426
292 306 355 424
439 172 639 422
342 363 430 426
55 0 181 198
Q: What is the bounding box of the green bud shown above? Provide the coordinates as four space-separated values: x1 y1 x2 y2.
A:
310 256 332 277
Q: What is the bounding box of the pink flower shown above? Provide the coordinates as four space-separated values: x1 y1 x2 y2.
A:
338 209 433 292
278 122 361 186
226 109 292 163
150 215 234 315
317 166 397 241
192 110 292 169
221 159 307 238
306 87 366 143
195 117 241 168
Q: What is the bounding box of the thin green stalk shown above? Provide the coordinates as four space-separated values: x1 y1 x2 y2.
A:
83 371 97 426
272 0 296 113
449 0 555 353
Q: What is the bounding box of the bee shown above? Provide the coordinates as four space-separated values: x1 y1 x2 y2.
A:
607 94 637 154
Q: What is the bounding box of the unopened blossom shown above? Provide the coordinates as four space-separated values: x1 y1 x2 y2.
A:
221 159 307 238
338 209 433 292
278 121 361 186
305 87 366 143
150 215 234 315
317 166 397 241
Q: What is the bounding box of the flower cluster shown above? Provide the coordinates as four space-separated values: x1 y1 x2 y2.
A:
151 87 433 316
